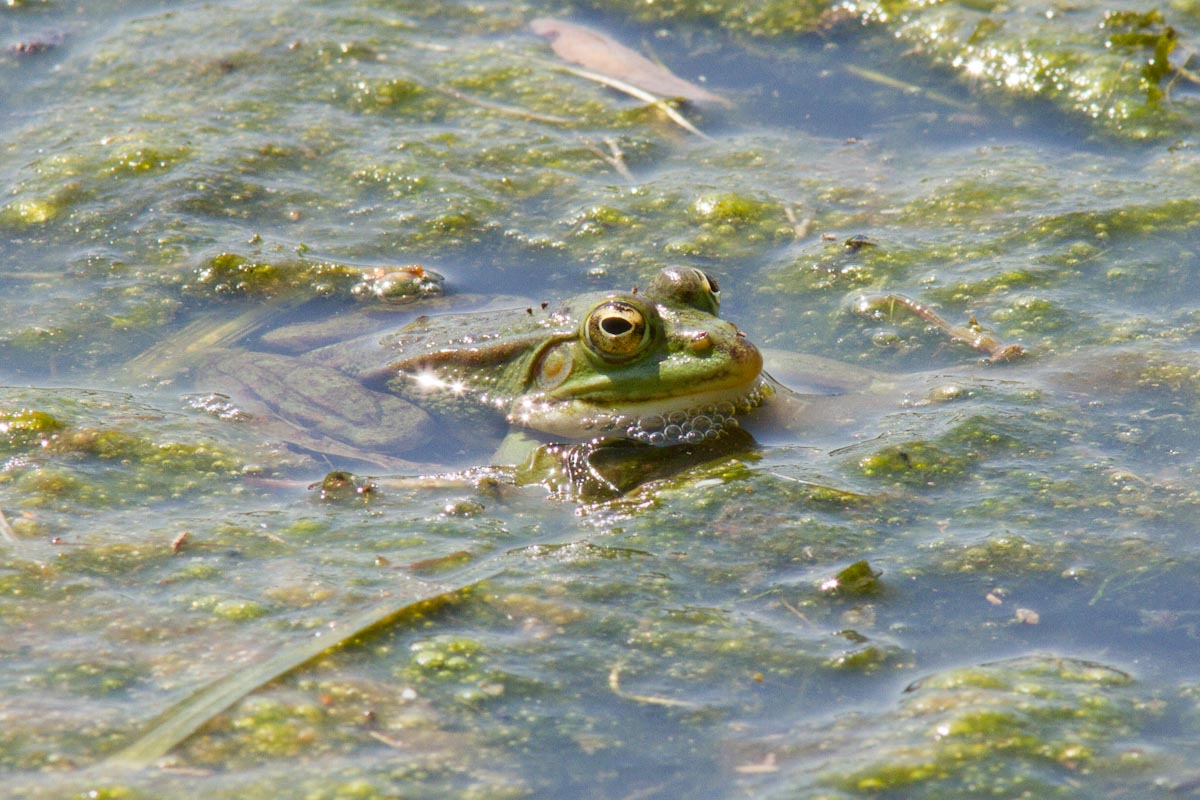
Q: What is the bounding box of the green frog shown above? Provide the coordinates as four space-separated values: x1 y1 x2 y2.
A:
165 267 771 479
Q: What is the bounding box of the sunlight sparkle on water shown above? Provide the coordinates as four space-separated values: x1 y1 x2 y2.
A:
412 370 444 391
410 370 471 396
510 396 553 425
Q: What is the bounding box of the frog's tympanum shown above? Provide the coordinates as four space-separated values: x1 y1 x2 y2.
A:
178 268 768 482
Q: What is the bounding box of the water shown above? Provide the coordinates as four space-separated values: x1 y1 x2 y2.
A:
2 1 1200 797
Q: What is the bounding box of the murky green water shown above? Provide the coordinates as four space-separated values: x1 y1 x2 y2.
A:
3 0 1200 797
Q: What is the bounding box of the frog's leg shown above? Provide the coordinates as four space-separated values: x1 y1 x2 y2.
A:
491 429 544 467
190 350 438 473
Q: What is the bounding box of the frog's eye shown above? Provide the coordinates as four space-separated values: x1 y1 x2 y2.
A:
645 267 720 315
584 300 653 362
695 270 721 311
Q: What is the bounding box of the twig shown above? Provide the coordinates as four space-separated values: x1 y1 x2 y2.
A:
432 82 572 124
845 64 974 111
367 731 406 749
0 504 17 544
734 753 779 774
552 62 713 140
783 203 813 240
855 293 1024 362
1178 63 1200 85
1166 50 1200 98
608 662 700 709
583 137 634 180
380 60 572 125
779 597 813 626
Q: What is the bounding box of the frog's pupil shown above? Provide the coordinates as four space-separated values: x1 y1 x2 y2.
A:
601 317 633 336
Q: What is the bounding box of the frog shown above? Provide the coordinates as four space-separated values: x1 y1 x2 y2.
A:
160 267 771 481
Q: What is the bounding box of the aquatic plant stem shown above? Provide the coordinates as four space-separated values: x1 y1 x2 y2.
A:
0 504 16 544
844 64 974 111
108 570 496 768
608 662 700 709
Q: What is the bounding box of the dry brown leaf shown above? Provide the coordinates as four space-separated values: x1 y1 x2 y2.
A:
531 18 732 108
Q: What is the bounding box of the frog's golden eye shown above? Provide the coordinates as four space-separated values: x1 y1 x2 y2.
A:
584 300 652 361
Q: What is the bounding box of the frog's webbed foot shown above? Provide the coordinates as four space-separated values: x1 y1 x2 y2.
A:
518 430 758 501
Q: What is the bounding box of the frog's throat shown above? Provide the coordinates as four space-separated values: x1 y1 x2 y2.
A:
510 376 774 446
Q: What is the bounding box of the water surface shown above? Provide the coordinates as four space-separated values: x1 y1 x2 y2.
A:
3 1 1200 797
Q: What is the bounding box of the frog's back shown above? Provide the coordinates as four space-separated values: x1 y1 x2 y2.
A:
305 305 546 378
382 301 578 375
383 306 560 359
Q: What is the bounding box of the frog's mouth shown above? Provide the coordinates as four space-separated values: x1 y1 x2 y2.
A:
513 376 774 446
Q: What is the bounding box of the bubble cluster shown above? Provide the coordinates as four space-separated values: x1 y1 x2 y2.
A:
609 379 770 446
183 392 251 422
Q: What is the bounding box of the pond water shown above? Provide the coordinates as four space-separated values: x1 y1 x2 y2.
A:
3 0 1200 797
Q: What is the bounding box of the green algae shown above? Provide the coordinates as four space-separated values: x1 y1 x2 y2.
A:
872 0 1186 139
184 251 441 303
832 656 1139 792
857 441 970 486
582 0 1198 139
407 636 486 677
0 389 265 530
7 426 245 511
2 5 1194 377
575 0 830 36
3 1 1200 798
26 660 143 696
938 534 1066 575
732 655 1147 797
108 146 192 176
0 408 64 451
824 559 883 595
190 595 273 622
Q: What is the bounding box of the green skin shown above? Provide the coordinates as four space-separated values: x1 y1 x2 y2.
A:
192 268 767 468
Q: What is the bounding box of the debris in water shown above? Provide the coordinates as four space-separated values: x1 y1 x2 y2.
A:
530 18 732 108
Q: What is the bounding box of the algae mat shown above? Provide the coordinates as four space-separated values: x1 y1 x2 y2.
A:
3 1 1200 797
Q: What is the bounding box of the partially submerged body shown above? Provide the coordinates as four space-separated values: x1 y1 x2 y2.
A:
131 267 1018 496
138 268 771 491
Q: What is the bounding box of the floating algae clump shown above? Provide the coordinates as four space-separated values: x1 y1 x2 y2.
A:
740 655 1144 797
580 0 1193 138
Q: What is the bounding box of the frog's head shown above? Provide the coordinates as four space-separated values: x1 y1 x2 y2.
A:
510 267 767 445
